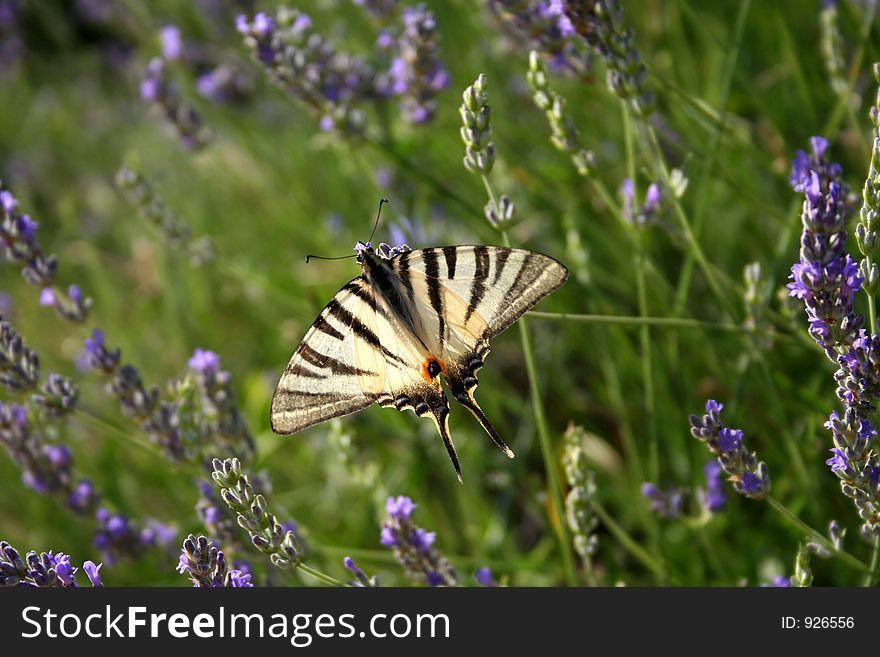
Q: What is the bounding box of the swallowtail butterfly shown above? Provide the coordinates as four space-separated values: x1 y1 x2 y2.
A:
270 242 569 481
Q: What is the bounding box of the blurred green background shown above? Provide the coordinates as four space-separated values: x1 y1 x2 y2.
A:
2 0 879 586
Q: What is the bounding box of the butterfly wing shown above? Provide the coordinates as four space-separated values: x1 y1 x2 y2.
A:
271 275 462 478
388 246 569 455
270 277 381 434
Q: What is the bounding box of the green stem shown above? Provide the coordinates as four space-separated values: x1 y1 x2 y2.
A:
298 562 345 587
766 496 869 573
504 235 577 585
622 102 658 481
481 170 576 585
672 0 751 315
645 127 737 318
864 536 880 586
591 501 666 581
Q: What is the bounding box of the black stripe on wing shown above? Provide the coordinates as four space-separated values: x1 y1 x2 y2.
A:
464 246 490 323
422 248 446 346
326 291 411 367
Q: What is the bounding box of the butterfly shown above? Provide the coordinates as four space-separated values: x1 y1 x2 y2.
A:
270 242 569 481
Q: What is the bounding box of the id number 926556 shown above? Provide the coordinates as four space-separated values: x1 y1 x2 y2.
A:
781 617 854 629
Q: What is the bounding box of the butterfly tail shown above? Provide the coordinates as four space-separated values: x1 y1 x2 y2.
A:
427 404 463 484
455 392 515 459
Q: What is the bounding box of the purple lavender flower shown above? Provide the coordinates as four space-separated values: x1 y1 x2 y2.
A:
159 25 182 61
787 142 860 359
238 8 374 136
1 318 40 391
178 534 254 587
380 495 456 586
82 560 103 587
94 508 174 565
689 400 771 500
787 135 880 538
189 348 220 374
789 136 843 193
1 183 90 321
700 460 727 513
344 556 379 587
563 0 655 116
1 541 102 587
392 4 450 124
140 55 210 149
620 178 664 226
489 0 591 76
475 567 498 587
640 482 683 518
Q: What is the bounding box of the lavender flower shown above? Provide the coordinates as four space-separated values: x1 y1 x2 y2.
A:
0 541 102 587
181 348 255 461
84 331 185 460
856 65 880 290
196 479 238 545
640 482 683 518
458 74 516 229
822 408 880 536
620 178 663 227
159 25 182 61
0 400 97 513
140 55 211 150
788 136 844 196
788 134 880 538
460 74 496 175
0 317 39 391
489 1 590 76
562 424 599 558
93 508 175 565
391 4 450 123
177 534 253 587
115 167 214 266
212 458 302 570
0 183 91 321
787 160 860 359
689 400 771 500
195 64 253 104
698 460 726 513
527 50 593 176
343 556 379 587
380 495 457 586
32 373 79 417
83 560 103 587
475 567 498 587
238 7 374 136
563 0 655 117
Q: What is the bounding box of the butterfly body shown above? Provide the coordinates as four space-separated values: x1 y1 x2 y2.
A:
271 244 568 481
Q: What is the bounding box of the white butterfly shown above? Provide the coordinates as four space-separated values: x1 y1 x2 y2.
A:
271 243 569 480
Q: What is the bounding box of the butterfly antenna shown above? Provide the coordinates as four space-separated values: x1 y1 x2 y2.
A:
304 253 357 264
366 198 389 247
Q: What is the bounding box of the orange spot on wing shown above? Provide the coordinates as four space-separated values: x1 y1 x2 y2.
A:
421 356 447 382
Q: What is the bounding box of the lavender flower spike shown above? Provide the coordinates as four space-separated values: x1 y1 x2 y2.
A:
380 495 456 586
178 534 253 587
212 457 302 570
689 400 771 500
1 541 101 587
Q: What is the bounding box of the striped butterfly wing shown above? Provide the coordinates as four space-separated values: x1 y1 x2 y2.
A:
271 277 456 470
270 277 379 434
388 245 569 460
